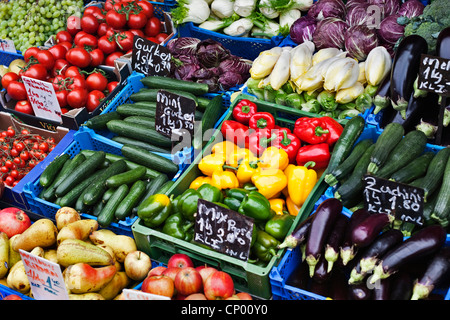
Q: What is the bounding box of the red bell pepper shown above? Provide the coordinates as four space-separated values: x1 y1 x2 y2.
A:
220 120 251 148
248 128 277 157
320 116 343 147
295 143 330 169
293 117 330 145
232 99 257 125
273 130 301 163
274 125 291 134
249 112 275 131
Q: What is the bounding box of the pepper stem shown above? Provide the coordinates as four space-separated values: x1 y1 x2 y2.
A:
280 131 291 147
222 164 238 171
304 161 315 168
256 118 268 129
315 126 329 136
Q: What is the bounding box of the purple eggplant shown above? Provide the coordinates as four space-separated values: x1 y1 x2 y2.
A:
372 278 391 300
348 283 371 300
340 208 371 266
390 35 428 119
348 229 404 284
324 214 349 273
390 271 414 300
437 27 450 59
286 261 310 290
411 247 450 300
278 214 313 249
373 75 391 115
309 279 329 298
369 225 447 284
329 270 349 300
351 212 395 248
305 198 342 277
313 255 332 284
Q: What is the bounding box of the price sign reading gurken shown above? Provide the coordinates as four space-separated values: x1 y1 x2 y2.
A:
131 35 171 77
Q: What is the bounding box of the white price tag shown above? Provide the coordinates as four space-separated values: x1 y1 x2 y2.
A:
122 289 171 300
0 39 16 53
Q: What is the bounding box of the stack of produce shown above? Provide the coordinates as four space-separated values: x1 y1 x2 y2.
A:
278 198 450 300
246 41 392 119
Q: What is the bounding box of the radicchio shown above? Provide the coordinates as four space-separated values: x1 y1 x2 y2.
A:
312 17 348 50
377 14 405 45
196 39 230 68
344 25 379 61
289 15 317 44
398 0 425 19
307 0 347 20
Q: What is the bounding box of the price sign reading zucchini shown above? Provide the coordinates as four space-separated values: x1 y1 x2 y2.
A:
194 199 254 261
363 175 425 226
131 36 171 77
155 89 196 138
417 54 450 97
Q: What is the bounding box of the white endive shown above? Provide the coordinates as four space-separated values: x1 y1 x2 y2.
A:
250 46 283 79
279 9 301 29
295 54 344 92
335 82 365 104
312 48 343 65
365 46 392 87
358 61 367 84
211 0 235 19
269 46 292 90
323 57 360 92
290 41 314 83
258 76 272 89
223 17 254 36
233 0 257 17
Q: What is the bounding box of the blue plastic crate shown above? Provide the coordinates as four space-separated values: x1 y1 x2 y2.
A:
0 50 23 67
0 284 33 300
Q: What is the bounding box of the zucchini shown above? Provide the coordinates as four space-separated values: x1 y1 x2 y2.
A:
116 104 156 118
111 136 170 154
193 95 223 150
106 165 146 188
39 158 73 201
326 116 366 174
55 151 106 198
324 139 374 187
121 144 179 175
374 130 428 179
134 173 168 213
389 152 435 184
39 153 70 187
123 116 156 128
367 123 405 175
83 111 121 130
141 76 209 96
97 184 129 227
130 88 199 105
115 180 147 220
106 120 172 148
82 159 128 206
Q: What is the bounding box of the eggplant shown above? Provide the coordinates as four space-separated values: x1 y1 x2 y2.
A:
340 208 371 266
437 27 450 59
278 214 313 249
390 35 428 119
390 271 414 300
309 279 329 298
313 255 332 284
286 261 310 290
373 76 391 115
324 214 349 273
369 225 447 284
348 229 404 284
305 198 342 277
411 247 450 300
350 212 395 248
372 278 391 300
348 283 371 300
329 270 349 300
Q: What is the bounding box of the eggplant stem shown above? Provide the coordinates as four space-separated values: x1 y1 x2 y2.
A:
305 254 319 278
411 283 433 300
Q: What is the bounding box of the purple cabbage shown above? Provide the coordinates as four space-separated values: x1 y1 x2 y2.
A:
345 0 367 10
196 39 230 68
218 56 251 77
398 0 425 19
313 17 348 50
344 25 379 61
377 14 405 44
372 0 400 16
166 37 201 57
197 77 220 92
218 72 243 91
307 0 347 21
289 15 317 44
346 3 371 27
174 64 200 82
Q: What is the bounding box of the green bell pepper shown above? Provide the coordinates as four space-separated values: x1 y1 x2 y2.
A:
197 183 223 203
223 188 249 211
265 214 295 240
223 197 242 211
162 212 194 241
177 188 202 221
138 194 173 228
251 230 280 262
238 192 272 221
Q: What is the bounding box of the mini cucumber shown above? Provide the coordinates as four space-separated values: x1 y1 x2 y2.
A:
106 120 172 148
102 187 116 203
193 95 223 150
105 165 146 188
130 88 199 105
83 111 121 130
116 104 156 118
115 180 147 220
111 136 170 154
123 116 156 128
39 153 70 187
141 76 209 95
39 158 73 201
156 180 175 195
134 173 168 213
97 184 129 227
121 144 179 175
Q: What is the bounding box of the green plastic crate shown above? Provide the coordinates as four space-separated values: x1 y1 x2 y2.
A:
131 94 330 299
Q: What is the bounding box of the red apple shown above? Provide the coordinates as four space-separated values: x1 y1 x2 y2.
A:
236 292 253 300
204 271 235 300
124 250 152 281
174 267 203 296
197 266 218 284
162 267 181 282
147 266 166 277
2 294 23 300
167 253 194 269
0 207 31 238
141 275 174 298
185 293 207 300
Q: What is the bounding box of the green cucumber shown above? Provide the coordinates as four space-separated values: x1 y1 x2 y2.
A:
39 153 70 187
82 159 128 206
141 76 209 96
106 120 172 148
193 95 223 150
197 96 213 111
55 151 106 198
324 139 374 187
92 199 105 217
40 158 73 201
389 152 435 184
367 123 405 175
83 111 121 130
97 184 129 227
116 104 156 118
115 180 147 220
121 144 179 175
102 187 116 203
111 136 170 154
106 165 146 188
430 154 450 226
156 180 175 195
130 88 198 105
374 130 428 179
123 116 156 128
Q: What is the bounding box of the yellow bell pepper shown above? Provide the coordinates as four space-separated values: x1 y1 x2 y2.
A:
286 196 301 216
211 170 240 190
251 168 287 199
236 159 259 185
287 164 317 207
198 153 227 176
259 147 289 171
227 148 257 168
189 176 212 189
269 198 286 215
211 141 239 156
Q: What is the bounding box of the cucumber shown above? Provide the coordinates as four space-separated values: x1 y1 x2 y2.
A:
367 123 405 175
324 139 374 187
121 144 179 175
193 95 223 150
430 154 450 227
115 180 147 220
83 111 121 130
123 116 156 128
197 96 213 111
106 165 146 188
102 187 116 203
156 180 175 195
39 153 70 187
111 136 170 154
116 104 156 118
389 152 435 184
82 159 128 206
97 184 129 227
374 130 428 180
55 151 106 198
92 199 105 217
326 116 366 174
130 88 199 105
39 158 73 201
106 120 172 148
141 76 209 96
134 173 168 213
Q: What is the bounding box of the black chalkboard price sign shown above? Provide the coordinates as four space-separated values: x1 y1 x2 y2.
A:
194 199 254 261
131 35 171 76
417 54 450 97
363 175 425 226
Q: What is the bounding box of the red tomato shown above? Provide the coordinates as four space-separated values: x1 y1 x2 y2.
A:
107 81 119 93
23 64 48 80
115 31 134 52
105 51 123 67
55 30 73 43
129 29 145 38
144 16 161 37
67 75 86 91
97 22 112 37
86 90 105 112
67 15 82 36
81 14 100 34
24 47 41 62
86 72 108 91
51 59 70 78
146 37 158 43
55 90 68 108
7 81 27 100
1 72 19 89
48 44 68 60
58 41 73 52
89 48 105 67
104 0 116 11
84 6 102 17
106 10 127 29
36 50 55 70
137 1 154 18
155 33 169 44
127 12 148 29
74 31 88 45
66 47 92 68
67 88 88 108
65 66 83 78
98 35 118 54
14 100 33 115
51 75 67 91
77 33 98 49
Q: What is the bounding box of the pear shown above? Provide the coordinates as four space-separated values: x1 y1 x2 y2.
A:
57 239 114 267
6 261 30 294
89 230 137 263
68 293 105 300
11 219 58 252
56 219 98 245
55 207 81 230
44 249 58 264
8 234 21 267
97 271 131 300
0 232 9 278
64 263 116 294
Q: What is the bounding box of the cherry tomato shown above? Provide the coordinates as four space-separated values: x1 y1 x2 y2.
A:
86 90 105 112
1 72 19 90
77 33 98 49
67 15 82 36
55 30 73 44
137 1 154 18
89 48 105 67
105 51 123 67
106 10 127 29
14 100 33 115
66 47 92 68
3 176 15 186
115 30 134 52
127 12 148 29
67 88 88 108
81 14 100 34
144 16 161 37
86 72 108 92
24 47 41 62
107 81 119 93
23 64 48 80
48 44 68 61
55 90 68 108
6 127 15 137
20 151 29 161
98 35 118 54
38 142 49 153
